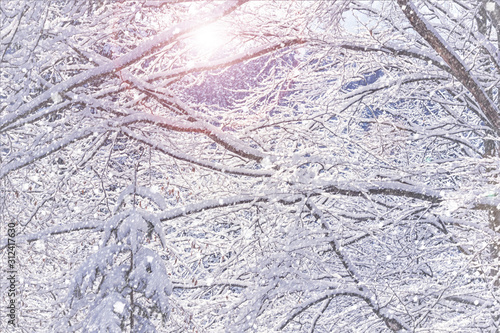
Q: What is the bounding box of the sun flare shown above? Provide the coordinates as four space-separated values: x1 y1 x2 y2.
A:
190 23 226 55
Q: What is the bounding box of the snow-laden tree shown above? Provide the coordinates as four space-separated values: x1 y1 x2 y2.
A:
1 0 499 332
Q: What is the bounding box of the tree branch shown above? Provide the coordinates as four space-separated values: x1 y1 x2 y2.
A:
397 0 500 131
0 0 247 132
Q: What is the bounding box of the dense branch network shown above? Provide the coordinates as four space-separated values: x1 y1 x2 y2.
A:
1 0 499 332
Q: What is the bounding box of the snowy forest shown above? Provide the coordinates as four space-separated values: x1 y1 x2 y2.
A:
1 0 499 332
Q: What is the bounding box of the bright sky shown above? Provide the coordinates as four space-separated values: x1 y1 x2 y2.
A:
190 23 226 52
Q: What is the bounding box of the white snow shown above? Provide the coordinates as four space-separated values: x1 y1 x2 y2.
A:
113 301 125 314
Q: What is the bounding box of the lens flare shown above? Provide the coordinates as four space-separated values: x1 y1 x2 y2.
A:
190 24 225 56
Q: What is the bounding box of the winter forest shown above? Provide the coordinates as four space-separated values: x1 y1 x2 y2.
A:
1 0 500 332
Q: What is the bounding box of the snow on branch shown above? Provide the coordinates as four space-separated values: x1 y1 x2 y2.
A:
276 289 368 330
0 128 96 180
322 180 443 203
114 185 167 213
147 38 305 82
0 0 246 132
397 0 500 131
80 47 268 162
122 127 273 177
0 193 301 250
306 201 411 332
340 42 452 74
0 179 467 251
